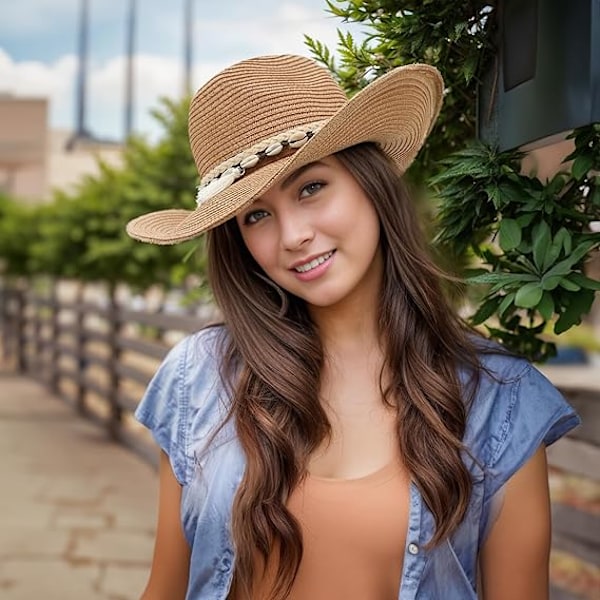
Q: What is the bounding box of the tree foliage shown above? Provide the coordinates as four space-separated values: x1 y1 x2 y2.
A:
305 0 496 184
307 0 599 360
0 98 205 291
434 127 600 360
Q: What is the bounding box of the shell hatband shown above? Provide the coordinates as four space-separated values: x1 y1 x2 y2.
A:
195 120 327 206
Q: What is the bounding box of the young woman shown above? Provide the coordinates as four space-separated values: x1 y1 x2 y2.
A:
127 55 580 600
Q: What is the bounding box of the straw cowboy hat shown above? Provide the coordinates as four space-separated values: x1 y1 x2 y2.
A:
126 54 443 245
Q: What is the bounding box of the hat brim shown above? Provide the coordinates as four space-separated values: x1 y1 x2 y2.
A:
126 64 443 245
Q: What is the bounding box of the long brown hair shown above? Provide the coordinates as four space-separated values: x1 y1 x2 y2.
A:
207 142 482 599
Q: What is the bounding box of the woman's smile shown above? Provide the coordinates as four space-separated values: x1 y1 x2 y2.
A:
290 250 336 281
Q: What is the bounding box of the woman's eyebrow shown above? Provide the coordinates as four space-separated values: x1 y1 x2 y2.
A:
280 160 327 190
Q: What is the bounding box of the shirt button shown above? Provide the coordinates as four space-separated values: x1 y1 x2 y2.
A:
408 542 419 555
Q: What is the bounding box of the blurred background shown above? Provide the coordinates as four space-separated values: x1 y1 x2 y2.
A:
0 1 598 599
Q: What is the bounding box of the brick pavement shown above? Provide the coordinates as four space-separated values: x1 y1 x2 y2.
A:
0 371 156 600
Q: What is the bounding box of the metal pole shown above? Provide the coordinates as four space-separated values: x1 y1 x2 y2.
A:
183 0 193 96
75 0 90 140
124 0 137 139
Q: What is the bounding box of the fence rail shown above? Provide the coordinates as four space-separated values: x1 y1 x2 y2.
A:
0 281 208 463
1 280 598 597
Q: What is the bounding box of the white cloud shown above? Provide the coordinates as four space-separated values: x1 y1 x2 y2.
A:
0 48 76 132
194 1 352 59
0 0 366 140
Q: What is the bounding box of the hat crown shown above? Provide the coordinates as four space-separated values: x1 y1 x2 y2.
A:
188 55 347 178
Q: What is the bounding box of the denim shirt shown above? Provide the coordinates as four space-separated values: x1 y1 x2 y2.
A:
135 326 580 599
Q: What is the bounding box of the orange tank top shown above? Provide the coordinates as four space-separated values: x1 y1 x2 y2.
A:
251 461 410 599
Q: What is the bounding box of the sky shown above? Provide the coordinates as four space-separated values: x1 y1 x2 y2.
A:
0 0 366 142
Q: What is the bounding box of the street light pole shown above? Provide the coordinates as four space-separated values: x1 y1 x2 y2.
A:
67 0 91 149
124 0 137 139
184 0 193 96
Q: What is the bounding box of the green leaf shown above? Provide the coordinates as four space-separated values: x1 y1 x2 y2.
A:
537 292 555 321
514 282 543 308
558 278 581 292
553 227 572 257
498 292 516 317
532 220 551 271
554 289 595 334
516 213 535 227
498 219 522 251
571 154 594 180
542 228 567 272
543 241 595 280
541 274 564 291
467 272 537 285
471 296 500 325
463 52 479 84
569 273 600 290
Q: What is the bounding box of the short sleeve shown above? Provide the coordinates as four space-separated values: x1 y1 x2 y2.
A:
484 362 581 499
135 335 192 485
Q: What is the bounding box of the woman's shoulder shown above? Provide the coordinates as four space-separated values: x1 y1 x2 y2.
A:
463 339 580 497
134 324 232 485
134 323 231 435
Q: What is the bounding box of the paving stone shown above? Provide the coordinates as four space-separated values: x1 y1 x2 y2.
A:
0 527 71 559
0 559 104 600
100 564 150 600
53 508 112 530
72 530 154 563
0 373 157 598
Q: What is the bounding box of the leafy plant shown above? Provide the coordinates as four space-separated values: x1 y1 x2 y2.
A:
434 126 600 360
0 98 205 293
305 0 497 184
306 0 600 361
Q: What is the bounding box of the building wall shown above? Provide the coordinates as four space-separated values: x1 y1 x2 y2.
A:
47 130 123 198
0 95 123 203
0 96 47 201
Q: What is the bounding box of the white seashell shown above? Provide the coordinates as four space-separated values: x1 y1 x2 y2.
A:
288 130 307 142
265 142 284 156
222 167 238 178
289 135 309 149
196 171 237 206
240 154 259 169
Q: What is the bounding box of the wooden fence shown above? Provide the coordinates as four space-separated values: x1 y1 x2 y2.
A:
1 279 598 598
0 281 208 463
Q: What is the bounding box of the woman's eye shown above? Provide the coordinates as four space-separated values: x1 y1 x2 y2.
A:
299 181 324 198
244 209 268 225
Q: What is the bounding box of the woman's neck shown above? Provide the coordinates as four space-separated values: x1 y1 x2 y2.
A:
310 292 381 361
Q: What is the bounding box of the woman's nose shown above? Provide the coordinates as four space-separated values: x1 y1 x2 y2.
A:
279 212 314 251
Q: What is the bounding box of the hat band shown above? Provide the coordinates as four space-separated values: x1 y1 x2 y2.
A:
195 120 327 206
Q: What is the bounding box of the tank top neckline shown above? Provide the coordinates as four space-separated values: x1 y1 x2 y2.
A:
306 460 399 485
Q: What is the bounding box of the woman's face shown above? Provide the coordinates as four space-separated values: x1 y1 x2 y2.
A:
235 155 383 312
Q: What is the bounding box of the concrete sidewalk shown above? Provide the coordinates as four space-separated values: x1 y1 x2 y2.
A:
0 371 156 600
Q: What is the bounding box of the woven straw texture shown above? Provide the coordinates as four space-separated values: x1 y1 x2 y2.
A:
127 54 443 245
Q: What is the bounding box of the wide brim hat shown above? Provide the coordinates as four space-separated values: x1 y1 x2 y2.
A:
126 54 444 245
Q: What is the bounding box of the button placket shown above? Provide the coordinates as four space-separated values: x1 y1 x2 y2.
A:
398 482 426 599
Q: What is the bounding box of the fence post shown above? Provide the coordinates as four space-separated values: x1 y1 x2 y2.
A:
15 285 27 373
107 285 122 440
75 285 86 414
0 280 9 364
32 286 43 379
49 279 60 394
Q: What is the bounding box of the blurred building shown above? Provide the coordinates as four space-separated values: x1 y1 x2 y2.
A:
48 129 123 198
0 95 123 203
0 95 48 201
